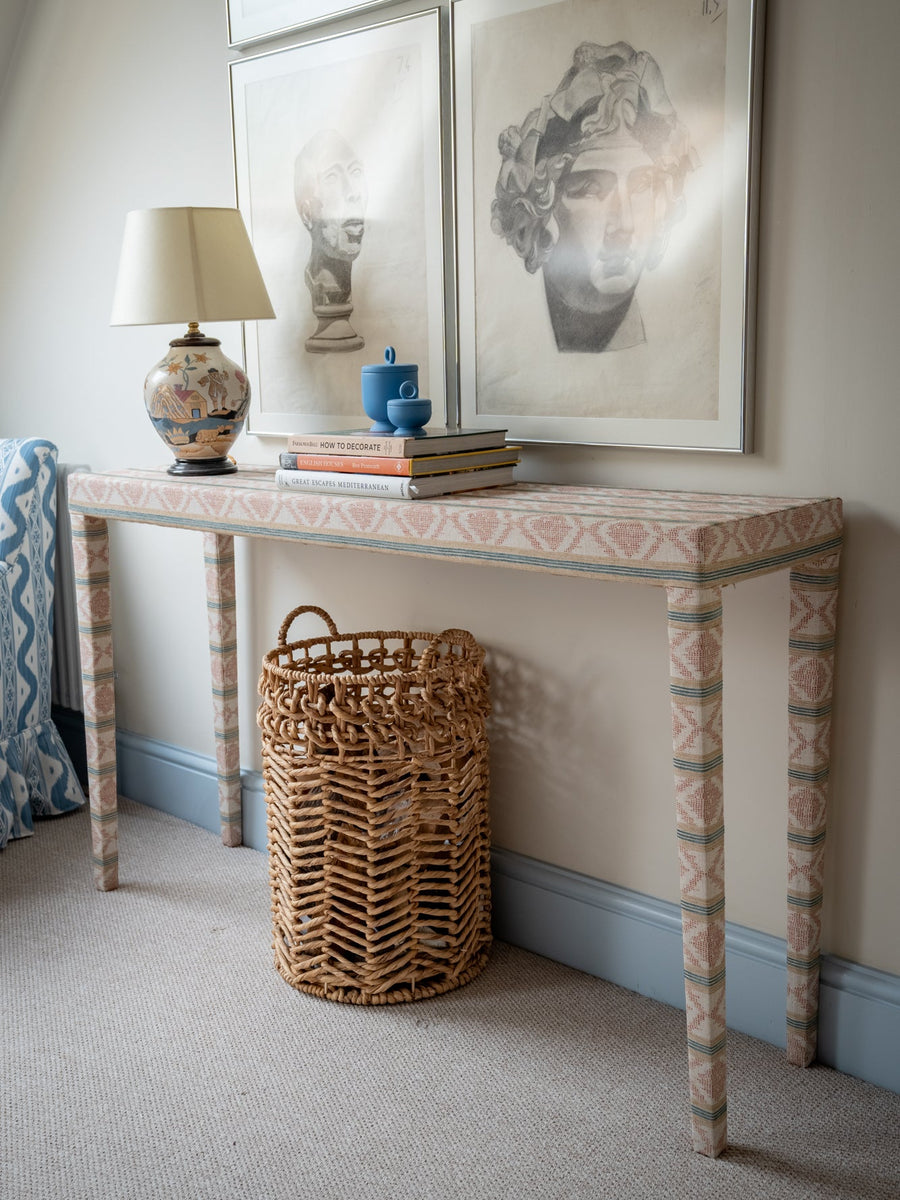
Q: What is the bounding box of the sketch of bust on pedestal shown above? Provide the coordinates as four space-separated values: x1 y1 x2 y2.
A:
491 42 699 354
294 129 368 353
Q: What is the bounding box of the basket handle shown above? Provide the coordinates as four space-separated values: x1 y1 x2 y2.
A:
277 605 339 646
419 628 479 671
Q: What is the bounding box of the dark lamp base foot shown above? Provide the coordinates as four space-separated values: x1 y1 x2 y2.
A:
167 458 238 477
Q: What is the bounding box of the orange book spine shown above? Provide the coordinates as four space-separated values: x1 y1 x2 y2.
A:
279 452 411 476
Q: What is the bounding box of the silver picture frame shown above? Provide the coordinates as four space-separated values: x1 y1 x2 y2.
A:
226 0 397 47
230 9 447 437
452 0 766 451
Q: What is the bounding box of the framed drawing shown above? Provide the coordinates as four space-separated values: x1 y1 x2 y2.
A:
230 10 446 436
226 0 396 47
453 0 766 450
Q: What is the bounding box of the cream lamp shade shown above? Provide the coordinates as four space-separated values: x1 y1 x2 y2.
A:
110 206 275 476
111 207 275 327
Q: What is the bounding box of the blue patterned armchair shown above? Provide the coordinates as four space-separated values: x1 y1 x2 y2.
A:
0 438 85 849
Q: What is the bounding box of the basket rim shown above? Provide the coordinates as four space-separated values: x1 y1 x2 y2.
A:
261 627 485 688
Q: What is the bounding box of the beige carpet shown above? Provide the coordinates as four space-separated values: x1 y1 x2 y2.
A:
2 798 898 1200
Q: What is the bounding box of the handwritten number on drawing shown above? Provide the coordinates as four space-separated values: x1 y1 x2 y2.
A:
703 0 724 19
393 54 412 103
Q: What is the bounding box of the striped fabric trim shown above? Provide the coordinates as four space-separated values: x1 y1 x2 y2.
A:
684 966 727 988
787 892 824 909
787 955 822 971
205 597 235 614
672 753 724 774
681 896 726 917
209 642 238 658
691 1101 728 1123
788 702 832 718
670 680 723 700
687 1035 727 1057
677 825 725 846
667 605 724 625
787 830 826 847
86 763 117 781
789 568 841 587
789 636 836 652
788 766 830 783
83 715 116 735
786 1014 819 1032
89 807 118 823
80 664 115 681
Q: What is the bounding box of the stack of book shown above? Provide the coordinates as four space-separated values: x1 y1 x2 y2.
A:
275 427 520 499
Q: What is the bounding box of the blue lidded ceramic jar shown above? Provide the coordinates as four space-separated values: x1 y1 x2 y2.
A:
360 346 418 432
386 382 431 437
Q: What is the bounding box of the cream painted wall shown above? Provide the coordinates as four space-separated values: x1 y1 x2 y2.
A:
1 0 898 974
0 0 30 100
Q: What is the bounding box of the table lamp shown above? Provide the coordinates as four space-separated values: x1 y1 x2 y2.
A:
110 207 275 476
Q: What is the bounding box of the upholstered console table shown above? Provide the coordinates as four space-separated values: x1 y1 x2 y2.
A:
67 467 842 1158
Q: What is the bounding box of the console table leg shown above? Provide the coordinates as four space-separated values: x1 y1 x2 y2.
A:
666 583 727 1157
203 532 242 846
786 549 841 1066
71 512 118 891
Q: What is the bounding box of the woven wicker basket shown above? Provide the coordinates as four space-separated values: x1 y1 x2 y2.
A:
257 605 492 1005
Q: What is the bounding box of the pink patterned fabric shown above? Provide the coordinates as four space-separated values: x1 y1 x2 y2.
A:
67 470 841 583
70 512 118 892
667 584 727 1156
203 533 242 847
68 468 842 1157
786 551 841 1067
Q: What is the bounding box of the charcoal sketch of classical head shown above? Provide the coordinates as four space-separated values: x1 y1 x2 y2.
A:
294 129 368 353
491 42 698 354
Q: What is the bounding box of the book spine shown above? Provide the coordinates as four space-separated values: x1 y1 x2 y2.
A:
275 468 413 498
285 434 402 456
279 451 410 476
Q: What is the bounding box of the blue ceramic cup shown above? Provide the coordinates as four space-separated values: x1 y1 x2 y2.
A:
360 346 418 432
387 383 431 437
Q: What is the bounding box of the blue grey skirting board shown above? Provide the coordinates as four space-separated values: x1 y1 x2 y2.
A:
116 729 900 1096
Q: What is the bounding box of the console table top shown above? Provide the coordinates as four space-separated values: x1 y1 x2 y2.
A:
67 467 842 586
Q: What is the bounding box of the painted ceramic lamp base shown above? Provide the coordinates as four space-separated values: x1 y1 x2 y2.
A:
144 332 250 475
